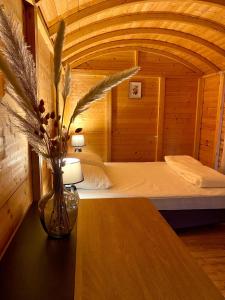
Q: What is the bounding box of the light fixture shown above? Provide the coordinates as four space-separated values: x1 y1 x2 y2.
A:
71 134 85 152
62 158 83 185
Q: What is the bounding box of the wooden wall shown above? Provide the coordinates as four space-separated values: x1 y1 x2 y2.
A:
198 75 221 167
193 73 225 170
0 0 32 257
72 50 199 161
65 74 109 161
111 77 159 162
163 78 198 157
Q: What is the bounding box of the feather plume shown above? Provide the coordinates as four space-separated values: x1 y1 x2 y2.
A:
54 20 65 87
69 67 140 124
0 8 140 173
0 7 37 106
0 53 34 112
62 64 71 102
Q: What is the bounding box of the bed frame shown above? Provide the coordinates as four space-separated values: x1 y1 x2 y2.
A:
160 209 225 229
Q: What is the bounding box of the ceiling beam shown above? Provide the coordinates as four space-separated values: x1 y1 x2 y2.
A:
49 0 225 36
63 27 225 60
60 12 225 47
70 46 203 75
64 39 220 72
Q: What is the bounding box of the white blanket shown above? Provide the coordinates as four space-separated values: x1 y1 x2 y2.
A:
165 156 225 188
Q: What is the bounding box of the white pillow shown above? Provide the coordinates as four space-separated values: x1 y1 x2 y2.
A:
76 164 112 190
164 155 202 166
69 150 104 169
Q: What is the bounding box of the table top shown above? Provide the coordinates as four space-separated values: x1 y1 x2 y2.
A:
0 203 76 300
75 197 224 300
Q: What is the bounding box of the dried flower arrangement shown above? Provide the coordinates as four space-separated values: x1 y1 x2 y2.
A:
0 7 139 175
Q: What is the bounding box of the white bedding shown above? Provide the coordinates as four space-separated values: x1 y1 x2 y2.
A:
78 162 225 210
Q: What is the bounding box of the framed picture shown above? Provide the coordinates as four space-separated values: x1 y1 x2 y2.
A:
129 81 142 99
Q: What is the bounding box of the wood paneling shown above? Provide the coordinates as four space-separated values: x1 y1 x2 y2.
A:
69 51 199 161
179 224 225 298
199 74 220 167
65 73 109 161
0 0 32 258
163 78 198 156
0 178 31 258
112 77 159 162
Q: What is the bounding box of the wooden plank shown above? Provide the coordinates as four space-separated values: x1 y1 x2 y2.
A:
65 73 108 160
106 90 112 162
65 39 219 72
193 78 204 158
72 69 200 78
199 74 220 167
112 77 159 162
213 73 225 169
71 46 203 75
49 6 224 35
0 178 32 259
163 77 198 157
134 50 139 67
64 27 225 58
75 197 224 300
179 224 225 298
155 77 165 161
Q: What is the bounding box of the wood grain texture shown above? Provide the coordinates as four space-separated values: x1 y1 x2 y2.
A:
199 74 220 167
75 198 224 300
36 1 225 76
0 0 32 257
155 77 165 161
75 49 201 75
68 51 199 161
163 77 198 156
0 178 32 259
65 73 109 161
213 73 225 169
111 77 159 162
193 78 205 158
179 224 225 298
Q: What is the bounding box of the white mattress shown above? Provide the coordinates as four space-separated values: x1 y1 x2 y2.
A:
77 162 225 210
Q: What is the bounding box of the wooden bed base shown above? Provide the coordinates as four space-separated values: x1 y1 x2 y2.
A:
159 209 225 229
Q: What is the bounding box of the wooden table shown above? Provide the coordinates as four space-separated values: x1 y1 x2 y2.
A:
75 197 224 300
0 203 76 300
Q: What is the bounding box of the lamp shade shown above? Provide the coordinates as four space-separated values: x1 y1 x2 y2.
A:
62 158 83 185
71 135 85 147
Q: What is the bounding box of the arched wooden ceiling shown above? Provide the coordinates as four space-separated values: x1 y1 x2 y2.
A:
37 0 225 74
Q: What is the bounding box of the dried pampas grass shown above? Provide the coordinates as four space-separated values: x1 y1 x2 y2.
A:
0 7 139 172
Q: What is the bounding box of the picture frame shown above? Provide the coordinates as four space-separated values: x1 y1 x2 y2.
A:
129 81 142 99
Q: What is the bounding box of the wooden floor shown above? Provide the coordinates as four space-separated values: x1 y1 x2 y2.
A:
178 224 225 298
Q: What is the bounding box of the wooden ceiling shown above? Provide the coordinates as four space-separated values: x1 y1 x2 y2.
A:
37 0 225 74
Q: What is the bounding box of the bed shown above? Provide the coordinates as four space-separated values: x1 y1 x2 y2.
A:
76 161 225 229
62 154 225 228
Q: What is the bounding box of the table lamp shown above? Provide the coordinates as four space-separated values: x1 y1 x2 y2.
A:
62 158 83 185
71 134 85 152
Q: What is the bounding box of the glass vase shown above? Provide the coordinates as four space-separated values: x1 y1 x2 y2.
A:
38 170 79 238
